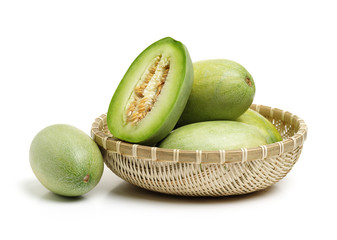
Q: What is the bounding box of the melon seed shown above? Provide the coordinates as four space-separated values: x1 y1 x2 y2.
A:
125 55 170 125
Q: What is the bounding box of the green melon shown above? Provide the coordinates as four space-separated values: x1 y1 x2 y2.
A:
236 109 282 143
29 124 104 197
177 59 255 127
158 121 268 151
107 37 194 145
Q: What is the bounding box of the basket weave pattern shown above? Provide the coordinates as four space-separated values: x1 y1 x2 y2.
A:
92 104 307 196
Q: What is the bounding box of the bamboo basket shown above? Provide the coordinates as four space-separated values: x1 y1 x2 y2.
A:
91 104 307 197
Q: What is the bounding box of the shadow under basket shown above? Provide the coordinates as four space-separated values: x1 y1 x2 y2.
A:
91 104 308 197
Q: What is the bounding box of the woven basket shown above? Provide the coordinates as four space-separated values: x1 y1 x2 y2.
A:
91 104 307 197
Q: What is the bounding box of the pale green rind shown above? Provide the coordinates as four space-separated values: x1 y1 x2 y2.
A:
177 59 255 127
158 121 268 151
107 37 193 145
236 109 282 143
29 124 104 197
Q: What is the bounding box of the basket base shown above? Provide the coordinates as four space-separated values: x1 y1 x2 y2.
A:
102 147 302 197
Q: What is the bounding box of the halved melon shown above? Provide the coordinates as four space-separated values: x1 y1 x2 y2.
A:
107 37 193 145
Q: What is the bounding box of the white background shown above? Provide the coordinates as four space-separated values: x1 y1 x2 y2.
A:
1 0 336 239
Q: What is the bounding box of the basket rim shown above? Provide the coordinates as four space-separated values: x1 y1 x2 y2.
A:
91 104 308 164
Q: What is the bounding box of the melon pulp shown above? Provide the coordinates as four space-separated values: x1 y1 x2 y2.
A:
107 37 194 145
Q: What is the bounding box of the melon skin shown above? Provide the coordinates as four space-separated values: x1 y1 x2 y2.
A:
158 121 268 151
29 124 104 197
236 109 282 144
107 37 194 146
177 59 255 127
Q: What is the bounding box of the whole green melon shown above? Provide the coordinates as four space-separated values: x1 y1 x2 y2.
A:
177 59 255 127
158 121 268 151
236 109 282 143
29 124 104 197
